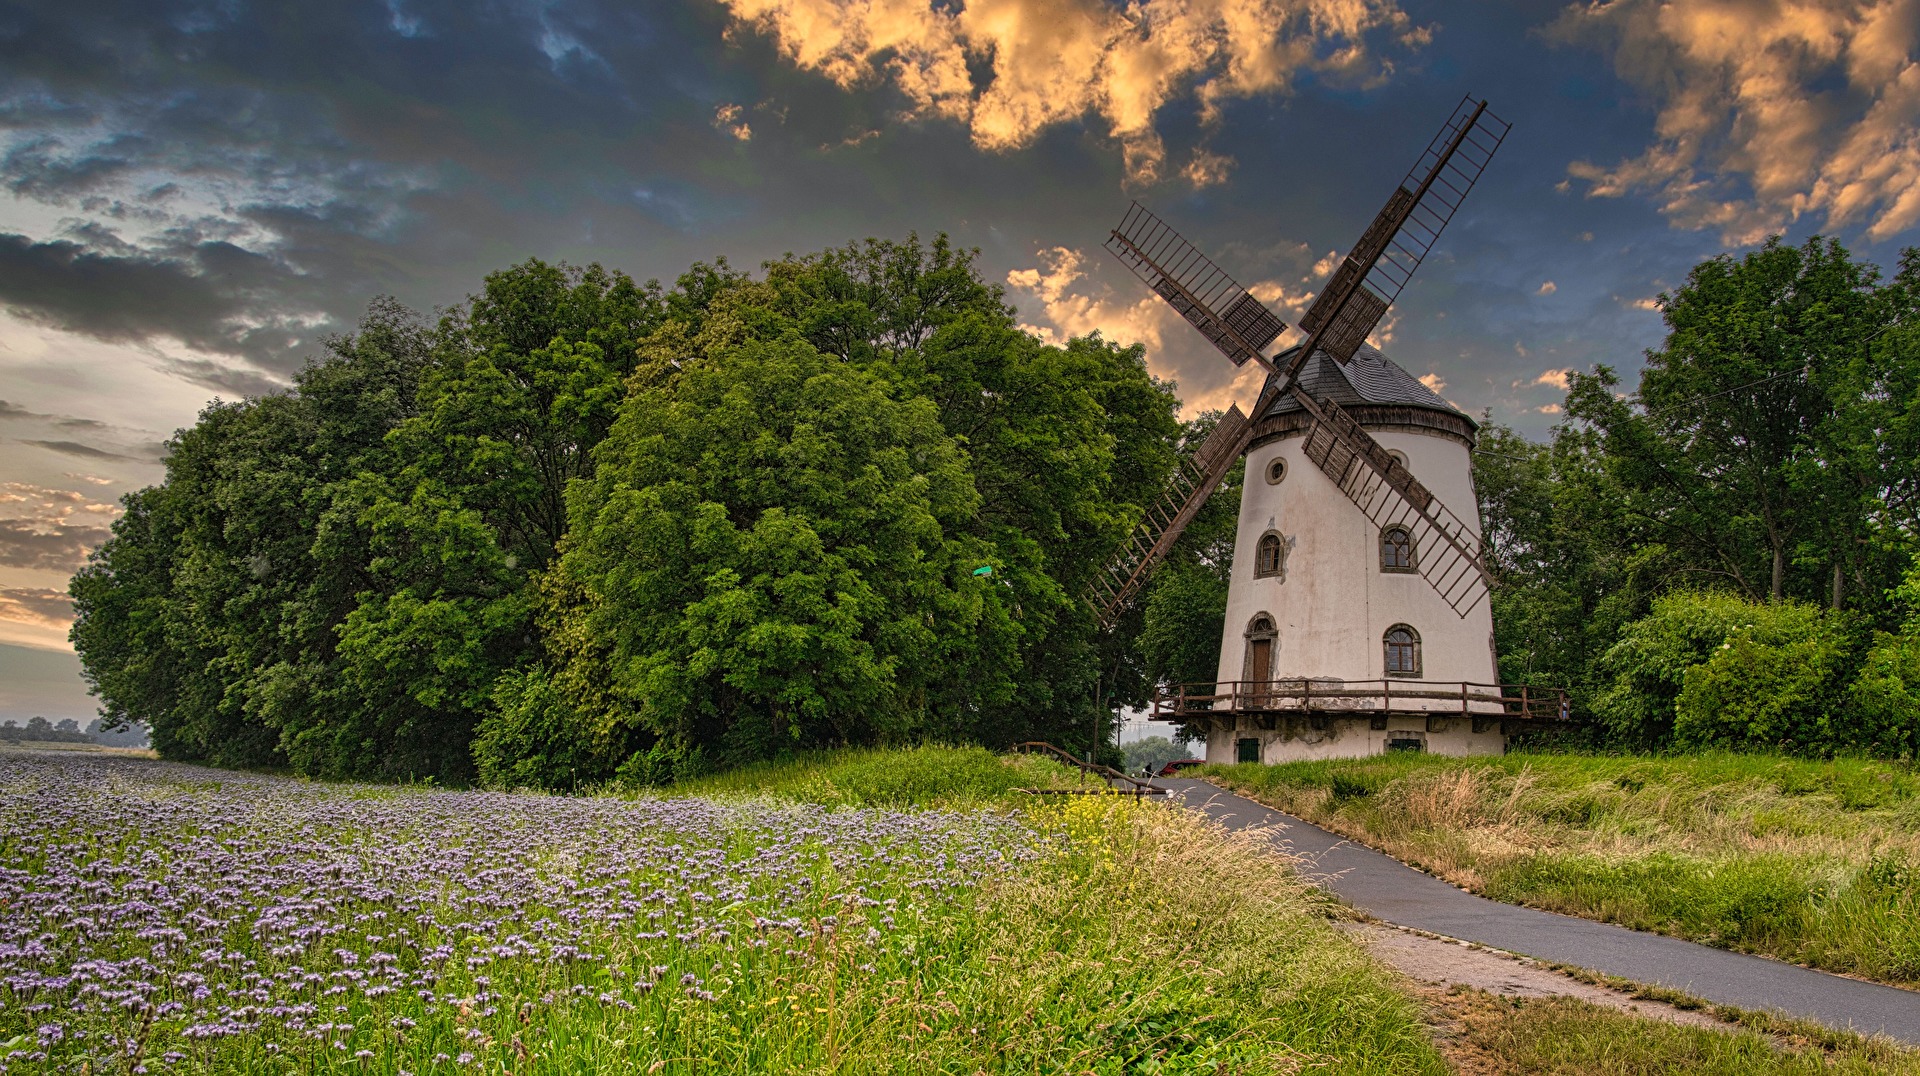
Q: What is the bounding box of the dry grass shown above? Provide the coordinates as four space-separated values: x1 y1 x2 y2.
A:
1204 752 1920 984
1421 987 1920 1075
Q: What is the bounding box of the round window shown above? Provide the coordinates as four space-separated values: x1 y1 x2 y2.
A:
1265 457 1287 484
1386 449 1409 469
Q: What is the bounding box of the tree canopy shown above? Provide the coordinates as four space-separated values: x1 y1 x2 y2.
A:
72 237 1185 785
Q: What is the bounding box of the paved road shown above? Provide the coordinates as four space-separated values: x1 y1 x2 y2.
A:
1157 778 1920 1044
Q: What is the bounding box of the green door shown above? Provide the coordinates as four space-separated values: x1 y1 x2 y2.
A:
1236 738 1261 764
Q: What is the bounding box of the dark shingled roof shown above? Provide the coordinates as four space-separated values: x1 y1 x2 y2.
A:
1263 343 1472 426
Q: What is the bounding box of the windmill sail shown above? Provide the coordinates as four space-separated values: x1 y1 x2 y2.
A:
1106 204 1287 368
1296 394 1489 616
1295 97 1510 363
1088 404 1250 628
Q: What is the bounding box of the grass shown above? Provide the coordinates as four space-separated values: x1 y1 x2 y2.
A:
661 744 1088 807
1426 988 1920 1074
1200 751 1920 985
0 749 1448 1074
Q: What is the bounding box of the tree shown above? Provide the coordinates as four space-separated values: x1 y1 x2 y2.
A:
1566 238 1891 606
542 335 998 776
1122 735 1190 775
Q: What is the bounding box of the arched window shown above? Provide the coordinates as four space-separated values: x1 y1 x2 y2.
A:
1380 525 1414 573
1384 624 1422 678
1254 532 1285 578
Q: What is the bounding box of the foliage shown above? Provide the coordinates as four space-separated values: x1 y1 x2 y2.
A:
1122 735 1192 775
71 239 1185 785
1590 591 1852 747
1476 236 1920 752
1203 750 1920 986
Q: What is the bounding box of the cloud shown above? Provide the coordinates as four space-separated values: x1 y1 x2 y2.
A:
1418 372 1446 392
18 440 145 463
1006 244 1274 413
0 587 74 631
0 520 112 572
1536 280 1557 295
1181 148 1236 189
1534 368 1572 389
1555 0 1920 242
1628 295 1662 310
0 232 319 385
1537 402 1563 414
718 0 1424 184
1007 245 1178 349
714 103 754 141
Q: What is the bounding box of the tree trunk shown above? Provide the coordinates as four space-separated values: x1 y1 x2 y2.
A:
1831 560 1845 611
1771 541 1785 602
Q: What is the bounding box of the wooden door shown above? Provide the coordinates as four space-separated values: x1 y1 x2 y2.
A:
1246 637 1272 708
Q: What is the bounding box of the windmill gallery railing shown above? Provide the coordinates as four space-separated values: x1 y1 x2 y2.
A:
1151 680 1569 724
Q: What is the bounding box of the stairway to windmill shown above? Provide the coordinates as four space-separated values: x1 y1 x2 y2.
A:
1091 97 1569 765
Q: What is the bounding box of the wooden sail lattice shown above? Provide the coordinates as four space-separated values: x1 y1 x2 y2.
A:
1296 97 1510 364
1106 203 1287 369
1295 394 1490 616
1087 405 1250 625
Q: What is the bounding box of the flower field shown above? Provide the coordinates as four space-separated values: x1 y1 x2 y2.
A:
0 749 1448 1075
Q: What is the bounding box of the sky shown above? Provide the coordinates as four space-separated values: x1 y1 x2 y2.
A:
1 0 1917 718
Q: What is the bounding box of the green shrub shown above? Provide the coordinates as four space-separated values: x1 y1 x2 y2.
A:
1674 604 1854 752
1593 590 1765 745
473 667 623 790
1596 591 1866 753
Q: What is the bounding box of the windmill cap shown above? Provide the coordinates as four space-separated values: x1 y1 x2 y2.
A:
1263 342 1474 427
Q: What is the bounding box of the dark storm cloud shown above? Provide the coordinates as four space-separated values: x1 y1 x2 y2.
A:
0 521 110 572
0 234 244 345
19 440 144 463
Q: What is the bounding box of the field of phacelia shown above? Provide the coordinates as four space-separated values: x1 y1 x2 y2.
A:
0 751 1035 1073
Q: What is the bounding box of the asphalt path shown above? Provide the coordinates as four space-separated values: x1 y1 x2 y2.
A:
1156 777 1920 1044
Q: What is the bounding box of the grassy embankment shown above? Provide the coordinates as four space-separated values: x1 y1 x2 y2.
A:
0 745 1445 1074
1202 751 1920 985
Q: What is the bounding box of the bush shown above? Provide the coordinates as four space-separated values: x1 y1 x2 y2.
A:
1847 629 1920 757
1674 603 1855 751
473 668 623 790
1596 591 1866 752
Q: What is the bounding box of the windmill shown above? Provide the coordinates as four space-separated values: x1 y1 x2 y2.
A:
1088 96 1511 631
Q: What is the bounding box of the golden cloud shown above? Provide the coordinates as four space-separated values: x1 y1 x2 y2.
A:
0 586 73 631
1557 0 1920 242
720 0 1423 185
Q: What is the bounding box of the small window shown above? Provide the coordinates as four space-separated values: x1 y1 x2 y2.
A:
1387 449 1409 468
1386 733 1425 753
1265 457 1287 484
1384 624 1422 678
1236 738 1262 764
1380 526 1414 573
1255 532 1285 578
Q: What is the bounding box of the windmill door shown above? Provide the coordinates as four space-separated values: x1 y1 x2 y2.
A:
1246 637 1273 709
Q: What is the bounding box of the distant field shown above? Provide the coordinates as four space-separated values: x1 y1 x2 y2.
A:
0 749 1446 1074
1202 752 1920 986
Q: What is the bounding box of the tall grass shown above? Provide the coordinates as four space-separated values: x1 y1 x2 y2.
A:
663 744 1088 807
1202 752 1920 985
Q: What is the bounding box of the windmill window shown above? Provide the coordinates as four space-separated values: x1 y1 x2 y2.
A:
1265 457 1287 484
1384 624 1422 678
1254 532 1286 578
1380 526 1415 573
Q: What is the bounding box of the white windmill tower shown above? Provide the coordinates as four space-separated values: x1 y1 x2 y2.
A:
1088 98 1567 762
